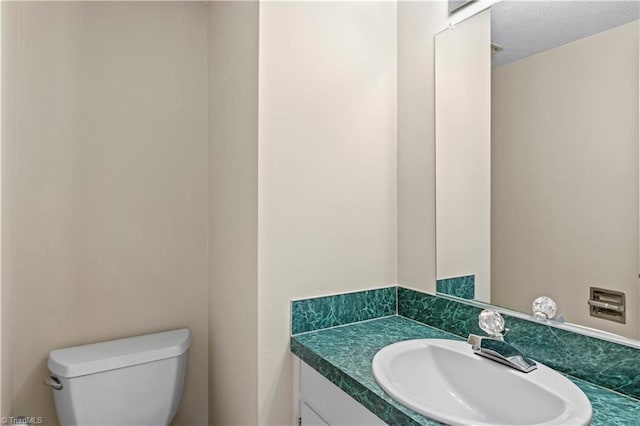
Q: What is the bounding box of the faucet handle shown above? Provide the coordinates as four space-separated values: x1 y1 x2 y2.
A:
532 296 557 320
478 309 505 337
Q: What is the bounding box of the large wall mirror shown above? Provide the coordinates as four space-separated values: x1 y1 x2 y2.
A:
435 1 640 342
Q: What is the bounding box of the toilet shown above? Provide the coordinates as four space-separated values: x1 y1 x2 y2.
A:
46 328 191 426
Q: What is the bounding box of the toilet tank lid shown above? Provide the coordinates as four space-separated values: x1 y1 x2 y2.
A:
47 328 191 378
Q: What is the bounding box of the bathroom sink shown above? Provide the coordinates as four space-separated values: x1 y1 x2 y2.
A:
371 339 592 426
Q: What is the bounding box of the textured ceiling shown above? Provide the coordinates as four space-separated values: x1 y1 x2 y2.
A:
491 1 640 68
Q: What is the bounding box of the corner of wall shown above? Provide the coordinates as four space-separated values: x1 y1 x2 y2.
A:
207 2 260 425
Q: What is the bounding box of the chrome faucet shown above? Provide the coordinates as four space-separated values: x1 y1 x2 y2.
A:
467 309 537 373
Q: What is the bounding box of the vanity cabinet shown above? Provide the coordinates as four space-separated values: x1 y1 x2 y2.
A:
299 361 388 426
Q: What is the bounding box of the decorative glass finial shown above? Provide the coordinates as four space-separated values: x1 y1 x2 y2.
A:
532 296 557 320
478 309 505 337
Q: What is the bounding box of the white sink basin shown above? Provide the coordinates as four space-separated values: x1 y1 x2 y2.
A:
372 339 592 426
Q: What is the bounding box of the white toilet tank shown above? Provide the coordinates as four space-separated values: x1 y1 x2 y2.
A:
47 328 191 426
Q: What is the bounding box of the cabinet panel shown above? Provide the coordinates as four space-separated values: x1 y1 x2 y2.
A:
299 360 387 426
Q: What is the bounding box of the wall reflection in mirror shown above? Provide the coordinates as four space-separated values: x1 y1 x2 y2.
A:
435 1 640 341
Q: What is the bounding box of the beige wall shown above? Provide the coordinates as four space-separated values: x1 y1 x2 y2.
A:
257 2 398 423
1 0 17 418
492 21 639 338
435 10 492 301
397 1 448 293
208 2 259 425
0 1 503 424
4 3 209 424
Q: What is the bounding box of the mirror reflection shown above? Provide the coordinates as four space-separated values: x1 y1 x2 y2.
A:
435 1 640 341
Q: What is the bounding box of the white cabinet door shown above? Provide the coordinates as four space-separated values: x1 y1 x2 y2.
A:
299 360 388 426
301 400 329 426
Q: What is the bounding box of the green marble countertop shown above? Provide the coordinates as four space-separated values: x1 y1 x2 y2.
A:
291 316 640 426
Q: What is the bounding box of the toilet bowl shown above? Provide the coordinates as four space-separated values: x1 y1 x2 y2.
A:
46 328 191 426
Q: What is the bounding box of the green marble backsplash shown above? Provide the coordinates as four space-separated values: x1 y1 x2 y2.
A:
291 287 396 334
436 274 475 299
291 286 640 401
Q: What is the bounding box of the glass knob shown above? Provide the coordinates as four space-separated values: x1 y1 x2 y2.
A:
478 309 505 337
532 296 557 320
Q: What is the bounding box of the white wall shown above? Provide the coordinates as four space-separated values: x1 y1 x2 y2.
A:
208 2 259 425
3 3 209 424
258 2 397 423
492 21 639 338
435 10 492 301
397 1 448 292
